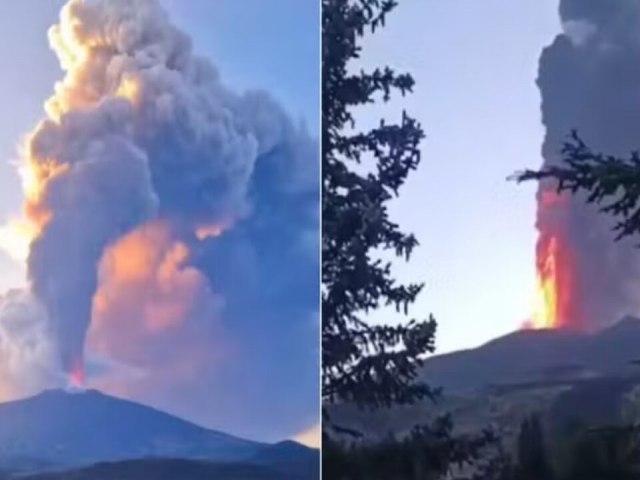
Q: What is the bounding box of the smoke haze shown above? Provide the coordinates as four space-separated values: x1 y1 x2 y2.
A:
536 0 640 329
0 0 319 442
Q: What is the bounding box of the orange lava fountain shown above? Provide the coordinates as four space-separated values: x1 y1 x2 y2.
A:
529 190 582 330
532 235 561 328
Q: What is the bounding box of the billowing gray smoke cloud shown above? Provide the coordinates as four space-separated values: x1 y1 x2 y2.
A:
537 0 640 329
6 0 316 379
28 101 158 372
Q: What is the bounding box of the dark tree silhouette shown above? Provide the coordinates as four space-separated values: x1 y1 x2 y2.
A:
514 134 640 479
322 1 496 478
322 0 436 414
515 131 640 242
516 414 554 480
563 426 640 480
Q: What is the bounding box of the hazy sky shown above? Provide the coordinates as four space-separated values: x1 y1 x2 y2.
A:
358 0 562 354
0 0 568 445
0 0 319 445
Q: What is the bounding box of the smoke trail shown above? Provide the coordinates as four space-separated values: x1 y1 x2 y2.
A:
535 0 640 329
0 0 317 386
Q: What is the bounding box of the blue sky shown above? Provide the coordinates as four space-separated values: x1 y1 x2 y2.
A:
357 0 562 353
0 0 570 445
0 0 319 445
161 0 319 131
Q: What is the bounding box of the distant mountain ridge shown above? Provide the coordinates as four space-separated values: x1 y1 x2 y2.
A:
329 316 640 445
0 389 317 477
421 316 640 392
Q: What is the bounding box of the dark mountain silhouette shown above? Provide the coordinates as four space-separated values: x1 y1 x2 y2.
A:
329 317 640 445
252 440 315 464
0 389 317 477
14 458 310 480
250 440 319 478
421 316 640 392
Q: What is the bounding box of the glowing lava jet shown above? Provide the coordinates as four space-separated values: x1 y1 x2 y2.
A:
533 235 566 329
529 190 582 330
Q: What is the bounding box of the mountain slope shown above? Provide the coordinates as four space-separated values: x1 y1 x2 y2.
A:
14 458 311 480
251 440 319 478
420 317 640 392
0 389 267 471
329 317 640 446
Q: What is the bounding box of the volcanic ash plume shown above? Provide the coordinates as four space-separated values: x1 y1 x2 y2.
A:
0 0 315 393
532 0 640 330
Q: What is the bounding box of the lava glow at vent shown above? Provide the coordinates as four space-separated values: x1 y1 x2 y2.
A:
69 359 85 390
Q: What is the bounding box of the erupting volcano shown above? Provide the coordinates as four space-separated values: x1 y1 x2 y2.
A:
0 0 317 402
524 0 640 332
530 190 582 330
